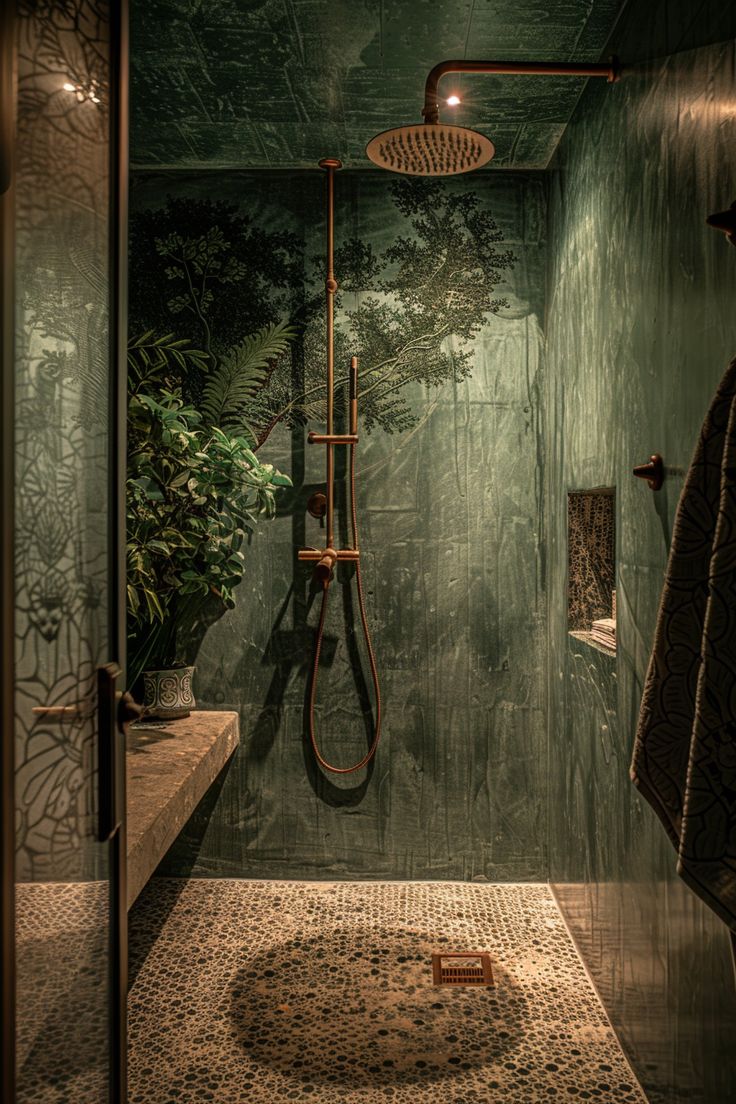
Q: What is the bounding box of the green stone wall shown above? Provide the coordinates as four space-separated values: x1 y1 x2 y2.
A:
546 5 736 1100
129 169 549 881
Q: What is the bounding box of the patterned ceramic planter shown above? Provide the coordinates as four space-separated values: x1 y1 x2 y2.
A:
142 666 195 720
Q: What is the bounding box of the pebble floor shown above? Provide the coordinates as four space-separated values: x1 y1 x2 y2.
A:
128 878 648 1104
16 882 109 1104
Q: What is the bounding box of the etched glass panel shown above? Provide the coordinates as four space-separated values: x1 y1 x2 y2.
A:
14 2 113 1100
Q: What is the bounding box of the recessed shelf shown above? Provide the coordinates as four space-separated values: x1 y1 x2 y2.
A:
567 487 616 656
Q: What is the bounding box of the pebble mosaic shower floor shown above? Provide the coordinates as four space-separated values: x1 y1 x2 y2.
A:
128 879 648 1103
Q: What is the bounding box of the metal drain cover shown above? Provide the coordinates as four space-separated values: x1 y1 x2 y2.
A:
431 952 494 986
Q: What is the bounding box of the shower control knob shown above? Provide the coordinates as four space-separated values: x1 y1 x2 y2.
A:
307 492 327 520
315 548 338 587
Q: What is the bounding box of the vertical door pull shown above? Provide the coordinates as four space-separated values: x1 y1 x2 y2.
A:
118 690 144 734
98 663 121 842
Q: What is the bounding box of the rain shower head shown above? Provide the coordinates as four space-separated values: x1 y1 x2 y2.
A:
366 123 495 176
366 57 620 177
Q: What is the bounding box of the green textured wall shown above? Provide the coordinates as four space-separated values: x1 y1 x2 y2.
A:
130 168 548 881
129 0 623 170
546 3 736 1101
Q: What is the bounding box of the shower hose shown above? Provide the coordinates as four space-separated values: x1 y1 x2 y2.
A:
308 441 381 774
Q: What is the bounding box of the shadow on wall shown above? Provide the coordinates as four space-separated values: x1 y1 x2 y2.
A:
250 378 377 808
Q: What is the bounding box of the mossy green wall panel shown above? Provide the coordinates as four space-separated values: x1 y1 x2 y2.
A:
129 168 548 881
546 3 736 1100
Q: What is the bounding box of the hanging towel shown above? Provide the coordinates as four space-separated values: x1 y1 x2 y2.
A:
632 356 736 930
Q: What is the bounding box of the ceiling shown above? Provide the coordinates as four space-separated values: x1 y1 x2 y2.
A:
130 0 624 170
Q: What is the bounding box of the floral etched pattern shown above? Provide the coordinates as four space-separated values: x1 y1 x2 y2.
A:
15 0 111 881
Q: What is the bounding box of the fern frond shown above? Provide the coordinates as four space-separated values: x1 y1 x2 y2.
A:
128 331 210 390
296 400 327 422
201 321 295 430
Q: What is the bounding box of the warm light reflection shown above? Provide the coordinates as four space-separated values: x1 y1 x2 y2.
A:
446 94 461 106
62 77 101 104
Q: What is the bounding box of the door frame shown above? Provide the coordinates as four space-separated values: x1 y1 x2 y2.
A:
110 3 130 1102
1 3 17 1103
0 3 130 1101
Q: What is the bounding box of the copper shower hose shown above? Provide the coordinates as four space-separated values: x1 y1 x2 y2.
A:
308 440 381 773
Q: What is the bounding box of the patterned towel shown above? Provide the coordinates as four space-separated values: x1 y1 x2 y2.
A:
632 357 736 930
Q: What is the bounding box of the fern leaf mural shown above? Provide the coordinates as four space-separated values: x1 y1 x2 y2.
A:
129 179 516 449
200 321 296 437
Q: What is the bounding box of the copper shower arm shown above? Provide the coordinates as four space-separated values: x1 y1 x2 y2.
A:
422 57 620 124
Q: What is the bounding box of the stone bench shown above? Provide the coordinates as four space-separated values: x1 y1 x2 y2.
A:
126 711 239 908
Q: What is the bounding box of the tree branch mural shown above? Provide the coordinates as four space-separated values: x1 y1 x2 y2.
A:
129 178 516 449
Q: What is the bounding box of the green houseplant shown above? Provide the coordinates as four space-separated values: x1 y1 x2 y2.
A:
126 326 294 708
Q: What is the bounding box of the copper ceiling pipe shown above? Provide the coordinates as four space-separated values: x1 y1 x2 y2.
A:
366 56 622 175
421 57 621 124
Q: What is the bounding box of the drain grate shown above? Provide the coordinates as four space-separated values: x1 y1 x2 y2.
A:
431 952 494 986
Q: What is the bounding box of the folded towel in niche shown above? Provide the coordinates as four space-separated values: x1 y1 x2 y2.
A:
632 356 736 930
591 617 616 647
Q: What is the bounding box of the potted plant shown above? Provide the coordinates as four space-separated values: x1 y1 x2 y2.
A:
126 325 293 718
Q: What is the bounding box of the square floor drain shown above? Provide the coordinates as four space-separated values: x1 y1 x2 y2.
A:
431 952 494 986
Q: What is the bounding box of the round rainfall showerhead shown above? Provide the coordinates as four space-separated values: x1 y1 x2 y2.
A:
366 123 495 176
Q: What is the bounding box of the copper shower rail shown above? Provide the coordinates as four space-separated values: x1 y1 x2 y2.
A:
298 158 382 775
421 57 620 124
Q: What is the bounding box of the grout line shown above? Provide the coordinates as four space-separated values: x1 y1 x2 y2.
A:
549 883 651 1103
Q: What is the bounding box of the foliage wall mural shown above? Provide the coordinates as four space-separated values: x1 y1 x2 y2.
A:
129 168 548 881
129 177 516 447
15 0 112 885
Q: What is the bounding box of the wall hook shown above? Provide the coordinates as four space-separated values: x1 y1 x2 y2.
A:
706 201 736 247
633 453 664 491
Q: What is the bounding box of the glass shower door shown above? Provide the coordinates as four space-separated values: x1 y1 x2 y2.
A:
3 2 128 1102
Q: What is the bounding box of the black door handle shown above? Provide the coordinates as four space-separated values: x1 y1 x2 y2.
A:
98 666 143 842
118 690 144 734
98 664 120 842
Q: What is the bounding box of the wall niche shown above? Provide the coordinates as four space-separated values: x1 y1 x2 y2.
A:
567 488 616 655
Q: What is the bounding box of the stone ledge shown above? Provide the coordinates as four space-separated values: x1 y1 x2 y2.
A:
126 711 239 908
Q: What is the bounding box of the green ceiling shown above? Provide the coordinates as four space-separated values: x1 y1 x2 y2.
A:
130 0 624 170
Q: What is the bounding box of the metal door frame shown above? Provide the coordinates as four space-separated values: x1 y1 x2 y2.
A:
109 3 130 1102
1 3 17 1103
0 2 130 1101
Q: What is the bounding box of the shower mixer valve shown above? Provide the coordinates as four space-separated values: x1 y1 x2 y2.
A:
297 547 360 567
